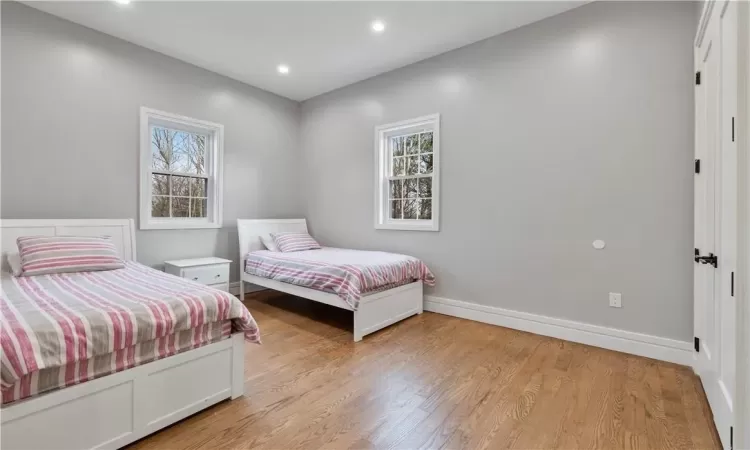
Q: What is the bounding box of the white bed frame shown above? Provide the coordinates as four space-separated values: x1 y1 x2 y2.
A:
237 219 423 341
0 219 245 450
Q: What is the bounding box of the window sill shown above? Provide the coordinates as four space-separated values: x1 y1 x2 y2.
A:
140 220 222 230
375 221 439 232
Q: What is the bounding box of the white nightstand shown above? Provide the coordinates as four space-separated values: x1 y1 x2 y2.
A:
164 257 232 292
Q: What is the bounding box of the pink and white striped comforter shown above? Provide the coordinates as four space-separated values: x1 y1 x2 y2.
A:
1 261 260 399
3 320 232 404
244 247 435 310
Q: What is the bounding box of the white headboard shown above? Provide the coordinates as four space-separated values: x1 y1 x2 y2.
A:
1 219 136 271
236 218 308 261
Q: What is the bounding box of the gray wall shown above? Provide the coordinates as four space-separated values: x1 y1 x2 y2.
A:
300 1 696 341
1 2 303 281
2 1 697 341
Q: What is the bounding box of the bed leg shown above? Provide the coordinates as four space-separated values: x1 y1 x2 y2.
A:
239 279 245 301
231 333 245 399
353 311 363 342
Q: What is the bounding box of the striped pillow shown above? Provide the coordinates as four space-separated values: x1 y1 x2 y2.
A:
16 235 125 276
271 232 321 253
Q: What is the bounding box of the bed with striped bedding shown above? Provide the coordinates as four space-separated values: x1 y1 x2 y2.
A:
1 261 260 405
244 247 435 310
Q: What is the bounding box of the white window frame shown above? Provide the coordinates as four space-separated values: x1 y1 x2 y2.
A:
139 107 224 230
374 113 440 231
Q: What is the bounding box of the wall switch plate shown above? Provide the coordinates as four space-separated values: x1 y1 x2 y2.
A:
609 292 622 308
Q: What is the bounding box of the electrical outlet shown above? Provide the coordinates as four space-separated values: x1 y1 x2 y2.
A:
609 292 622 308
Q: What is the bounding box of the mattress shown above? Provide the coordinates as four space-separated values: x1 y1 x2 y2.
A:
2 320 231 405
244 247 435 309
1 261 260 405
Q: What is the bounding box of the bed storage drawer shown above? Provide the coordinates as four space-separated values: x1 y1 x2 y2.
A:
1 334 244 450
1 380 135 450
181 265 229 285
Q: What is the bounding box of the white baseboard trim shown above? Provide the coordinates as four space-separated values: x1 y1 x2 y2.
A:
424 296 693 366
229 281 266 297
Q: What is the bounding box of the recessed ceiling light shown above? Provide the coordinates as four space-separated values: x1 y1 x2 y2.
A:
371 20 386 33
113 0 131 4
277 64 290 75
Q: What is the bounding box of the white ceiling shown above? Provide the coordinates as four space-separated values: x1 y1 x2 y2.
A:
26 1 586 101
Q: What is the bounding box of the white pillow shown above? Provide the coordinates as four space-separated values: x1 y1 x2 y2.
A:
259 234 280 252
6 253 22 277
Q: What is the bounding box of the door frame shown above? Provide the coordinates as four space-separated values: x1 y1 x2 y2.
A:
696 1 749 447
694 0 714 377
737 2 749 448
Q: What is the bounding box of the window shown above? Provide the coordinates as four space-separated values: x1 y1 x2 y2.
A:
139 107 223 229
374 114 440 231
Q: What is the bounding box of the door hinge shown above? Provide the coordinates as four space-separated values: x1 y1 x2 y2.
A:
694 337 700 352
732 117 735 142
730 426 733 450
696 71 701 85
694 248 701 262
695 159 701 174
731 271 734 296
696 253 718 268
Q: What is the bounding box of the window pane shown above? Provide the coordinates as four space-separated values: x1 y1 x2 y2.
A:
171 131 191 173
405 135 419 155
419 199 432 220
392 157 405 176
151 126 206 175
390 179 403 199
172 175 190 197
151 127 174 171
152 174 169 195
151 196 170 217
419 153 433 174
404 178 418 199
172 197 190 217
406 156 419 175
151 127 185 172
391 136 404 157
190 198 207 218
420 132 433 153
419 177 432 197
403 199 417 219
182 133 206 174
189 177 207 197
390 200 402 219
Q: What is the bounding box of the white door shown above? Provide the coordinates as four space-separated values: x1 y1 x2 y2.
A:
694 2 738 448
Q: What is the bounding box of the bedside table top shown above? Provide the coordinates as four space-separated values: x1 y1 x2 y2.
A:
164 257 232 268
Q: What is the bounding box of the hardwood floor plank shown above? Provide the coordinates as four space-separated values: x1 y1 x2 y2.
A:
508 343 577 450
462 338 556 450
677 368 723 449
642 358 672 450
129 292 720 450
438 332 539 450
622 355 650 450
658 364 696 450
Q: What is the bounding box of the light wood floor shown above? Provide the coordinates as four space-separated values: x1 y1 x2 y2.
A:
131 291 720 450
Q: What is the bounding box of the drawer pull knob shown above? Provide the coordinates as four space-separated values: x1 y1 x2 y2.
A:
215 274 221 278
193 277 198 281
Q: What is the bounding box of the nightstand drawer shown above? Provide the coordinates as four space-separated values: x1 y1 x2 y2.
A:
183 265 229 285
